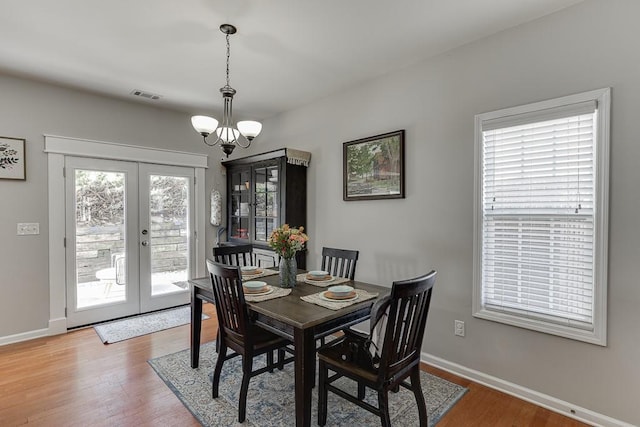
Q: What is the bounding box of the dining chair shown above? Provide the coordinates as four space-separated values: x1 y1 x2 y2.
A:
206 259 293 423
318 246 360 346
213 243 255 266
317 270 437 427
321 247 359 280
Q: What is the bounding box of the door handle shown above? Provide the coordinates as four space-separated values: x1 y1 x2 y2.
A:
141 240 149 246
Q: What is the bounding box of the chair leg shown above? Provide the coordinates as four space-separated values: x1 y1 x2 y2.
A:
212 342 227 398
277 348 285 370
318 360 328 426
267 350 274 373
377 389 391 427
410 368 428 427
238 355 253 423
357 382 366 400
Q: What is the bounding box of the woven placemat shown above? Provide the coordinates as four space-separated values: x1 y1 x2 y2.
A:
301 289 378 310
242 269 279 280
245 286 292 302
296 273 351 288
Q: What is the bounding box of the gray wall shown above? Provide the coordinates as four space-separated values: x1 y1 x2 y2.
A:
240 1 640 424
1 0 638 424
0 74 219 336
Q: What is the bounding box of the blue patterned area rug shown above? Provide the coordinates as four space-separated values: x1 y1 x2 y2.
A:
149 342 467 426
94 305 208 344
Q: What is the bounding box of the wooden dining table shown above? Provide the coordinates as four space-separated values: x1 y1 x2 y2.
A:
189 270 388 427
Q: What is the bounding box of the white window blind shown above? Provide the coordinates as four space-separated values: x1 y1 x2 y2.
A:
474 88 610 345
482 111 595 328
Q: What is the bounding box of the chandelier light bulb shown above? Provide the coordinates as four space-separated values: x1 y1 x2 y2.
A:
216 126 240 143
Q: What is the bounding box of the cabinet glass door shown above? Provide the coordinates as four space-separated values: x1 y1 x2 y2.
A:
253 164 279 243
230 168 251 240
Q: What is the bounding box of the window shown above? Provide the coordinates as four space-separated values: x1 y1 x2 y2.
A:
473 88 610 345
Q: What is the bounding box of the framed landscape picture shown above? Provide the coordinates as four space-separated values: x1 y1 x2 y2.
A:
0 137 26 180
343 130 405 201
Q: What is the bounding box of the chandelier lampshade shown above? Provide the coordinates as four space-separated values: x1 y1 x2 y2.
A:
191 115 219 136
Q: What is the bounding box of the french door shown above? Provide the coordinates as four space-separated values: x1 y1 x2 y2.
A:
65 157 194 327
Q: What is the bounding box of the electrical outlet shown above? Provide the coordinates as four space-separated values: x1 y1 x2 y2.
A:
17 223 40 235
454 320 465 337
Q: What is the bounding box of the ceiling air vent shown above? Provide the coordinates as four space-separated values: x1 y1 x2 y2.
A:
130 89 161 100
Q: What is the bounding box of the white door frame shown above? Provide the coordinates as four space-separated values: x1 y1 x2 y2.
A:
45 135 207 334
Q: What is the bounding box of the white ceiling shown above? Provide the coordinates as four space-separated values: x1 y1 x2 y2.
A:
0 0 583 121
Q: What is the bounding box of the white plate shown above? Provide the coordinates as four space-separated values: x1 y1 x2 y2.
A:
243 272 264 279
304 277 335 285
320 291 358 302
241 266 260 273
244 286 274 297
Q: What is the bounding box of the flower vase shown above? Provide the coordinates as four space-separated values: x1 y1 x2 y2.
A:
279 257 297 288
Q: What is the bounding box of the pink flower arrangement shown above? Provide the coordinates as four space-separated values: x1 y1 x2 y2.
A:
268 224 309 259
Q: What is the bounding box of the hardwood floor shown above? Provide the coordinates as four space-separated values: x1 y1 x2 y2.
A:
0 303 588 426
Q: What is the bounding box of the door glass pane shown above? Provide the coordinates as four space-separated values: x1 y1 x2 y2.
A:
149 175 189 296
75 170 126 308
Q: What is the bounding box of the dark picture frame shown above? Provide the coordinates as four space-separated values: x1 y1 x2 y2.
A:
343 130 405 201
0 136 26 180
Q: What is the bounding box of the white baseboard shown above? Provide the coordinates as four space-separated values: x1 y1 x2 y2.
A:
0 327 50 346
422 352 633 427
0 318 67 347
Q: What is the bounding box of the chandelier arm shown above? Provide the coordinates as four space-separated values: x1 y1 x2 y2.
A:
235 135 252 148
202 134 222 147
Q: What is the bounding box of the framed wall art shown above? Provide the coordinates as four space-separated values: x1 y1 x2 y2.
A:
343 130 405 201
0 136 26 180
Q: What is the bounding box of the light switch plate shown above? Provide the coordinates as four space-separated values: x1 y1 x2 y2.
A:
17 223 40 235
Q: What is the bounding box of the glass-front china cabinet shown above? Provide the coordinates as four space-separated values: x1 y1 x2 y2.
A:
222 148 309 268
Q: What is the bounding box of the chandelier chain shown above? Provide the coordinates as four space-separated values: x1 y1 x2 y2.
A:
225 33 231 88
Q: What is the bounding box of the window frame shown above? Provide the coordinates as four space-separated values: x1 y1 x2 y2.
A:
472 88 610 346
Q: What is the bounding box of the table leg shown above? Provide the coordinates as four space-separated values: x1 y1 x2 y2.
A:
293 327 315 427
191 292 203 368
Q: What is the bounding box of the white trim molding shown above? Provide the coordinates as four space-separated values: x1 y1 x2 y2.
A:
422 352 633 427
44 134 208 168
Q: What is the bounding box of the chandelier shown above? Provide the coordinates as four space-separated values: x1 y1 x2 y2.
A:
191 24 262 157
